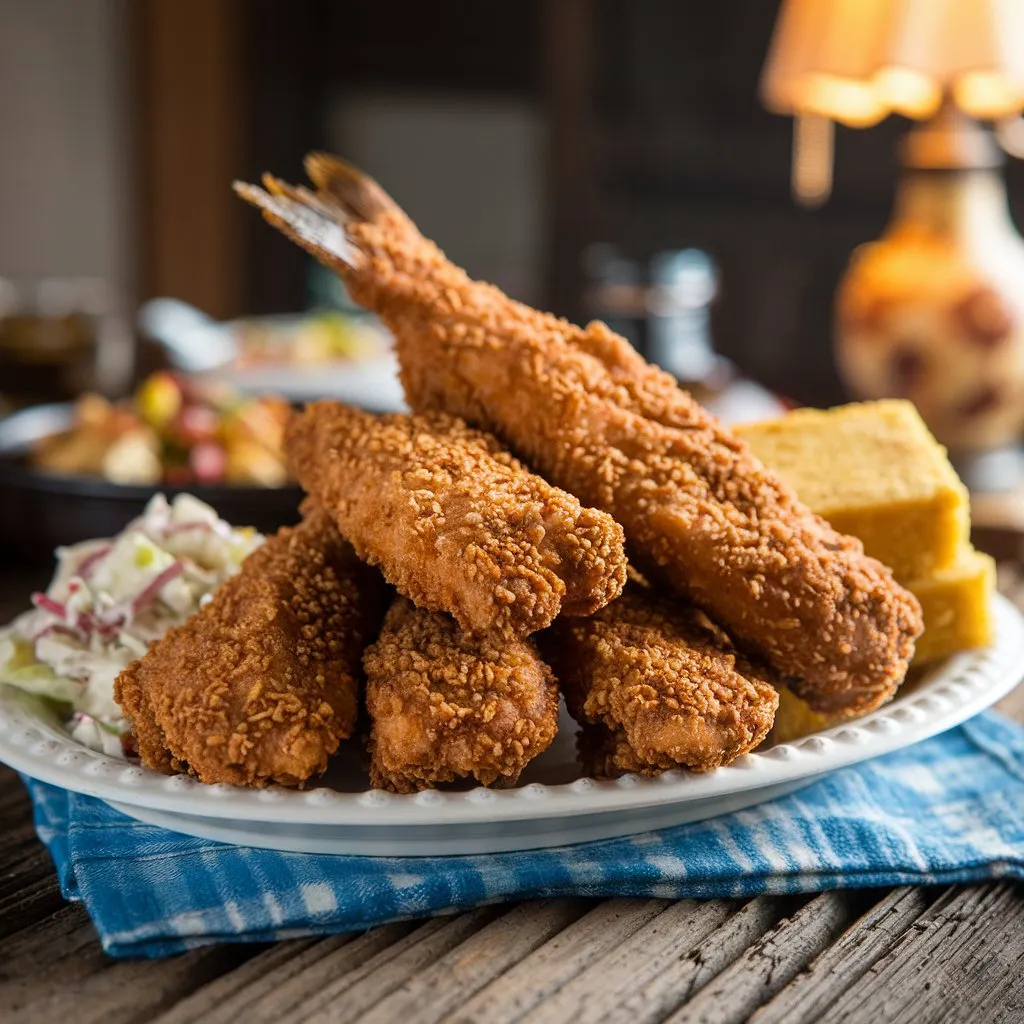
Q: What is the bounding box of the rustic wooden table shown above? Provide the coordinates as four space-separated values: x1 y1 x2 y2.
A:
1 560 1023 1024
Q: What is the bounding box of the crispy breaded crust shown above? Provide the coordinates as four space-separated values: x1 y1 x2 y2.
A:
363 597 558 793
113 507 382 786
368 246 922 717
236 157 923 717
286 402 626 638
543 586 779 775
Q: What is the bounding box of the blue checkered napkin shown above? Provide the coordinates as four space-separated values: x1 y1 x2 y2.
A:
22 710 1024 959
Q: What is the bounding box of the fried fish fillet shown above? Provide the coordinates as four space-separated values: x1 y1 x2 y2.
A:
285 402 626 638
542 586 778 775
114 506 382 786
236 158 922 717
363 596 559 792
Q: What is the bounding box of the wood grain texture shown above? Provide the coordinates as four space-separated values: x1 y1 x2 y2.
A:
0 844 60 899
449 899 670 1024
157 922 425 1024
818 883 1024 1024
0 905 100 986
521 898 783 1024
749 886 935 1024
153 936 357 1024
6 946 256 1024
662 892 858 1024
278 909 508 1024
997 680 1024 722
0 873 69 943
343 900 592 1024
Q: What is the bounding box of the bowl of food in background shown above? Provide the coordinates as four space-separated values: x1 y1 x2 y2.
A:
0 372 302 565
139 298 406 410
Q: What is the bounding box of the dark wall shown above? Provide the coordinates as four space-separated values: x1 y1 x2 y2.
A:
586 0 904 405
240 0 1024 407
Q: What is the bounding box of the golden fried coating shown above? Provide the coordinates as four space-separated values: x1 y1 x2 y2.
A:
236 158 922 717
113 507 382 786
285 402 626 638
363 597 559 793
542 586 778 775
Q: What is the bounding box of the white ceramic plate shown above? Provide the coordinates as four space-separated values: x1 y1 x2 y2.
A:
201 353 408 411
138 299 409 411
2 595 1022 856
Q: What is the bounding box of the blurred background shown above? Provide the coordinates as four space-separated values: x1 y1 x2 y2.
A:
5 0 1024 566
0 0 914 402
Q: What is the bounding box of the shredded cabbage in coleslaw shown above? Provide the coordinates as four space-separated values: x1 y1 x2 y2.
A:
0 494 263 756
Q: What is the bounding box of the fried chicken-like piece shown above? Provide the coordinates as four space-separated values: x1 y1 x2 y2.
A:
363 596 558 792
236 158 922 717
113 507 382 786
285 402 626 638
542 586 778 775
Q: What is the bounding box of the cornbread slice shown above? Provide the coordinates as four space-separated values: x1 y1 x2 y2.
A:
910 548 995 665
770 685 834 745
737 400 969 580
770 547 996 743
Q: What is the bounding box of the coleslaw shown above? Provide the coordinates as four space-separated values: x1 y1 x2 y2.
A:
0 494 263 756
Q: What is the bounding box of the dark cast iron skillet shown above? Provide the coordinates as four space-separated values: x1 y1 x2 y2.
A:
0 403 302 566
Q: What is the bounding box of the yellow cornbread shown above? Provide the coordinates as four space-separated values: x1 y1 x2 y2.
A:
771 548 996 743
742 400 994 745
771 685 833 746
737 400 969 581
910 547 995 665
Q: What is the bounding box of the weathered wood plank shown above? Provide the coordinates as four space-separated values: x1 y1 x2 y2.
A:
997 680 1024 723
449 899 670 1024
662 891 858 1024
280 908 508 1024
0 775 32 820
819 883 1024 1024
0 873 68 941
0 820 41 863
0 845 60 900
592 896 795 1024
350 899 592 1024
750 886 933 1023
7 944 256 1024
0 919 120 1010
157 923 420 1024
0 903 97 970
0 793 30 826
153 937 344 1024
0 836 54 871
519 898 773 1024
0 911 117 1016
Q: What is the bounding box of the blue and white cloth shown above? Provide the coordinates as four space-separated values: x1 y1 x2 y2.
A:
22 711 1024 959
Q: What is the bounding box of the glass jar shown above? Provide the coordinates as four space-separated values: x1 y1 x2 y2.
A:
0 278 133 410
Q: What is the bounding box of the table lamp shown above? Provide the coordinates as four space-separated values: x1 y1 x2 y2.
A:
761 0 1024 485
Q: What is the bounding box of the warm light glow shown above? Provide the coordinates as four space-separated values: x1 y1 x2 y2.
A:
778 69 940 127
956 71 1024 118
793 112 834 205
793 75 887 126
873 67 941 118
761 0 1024 125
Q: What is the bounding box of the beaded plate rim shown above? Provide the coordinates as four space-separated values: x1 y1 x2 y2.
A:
1 595 1021 828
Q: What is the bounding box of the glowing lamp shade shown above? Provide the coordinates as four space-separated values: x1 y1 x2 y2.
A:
762 0 1024 126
